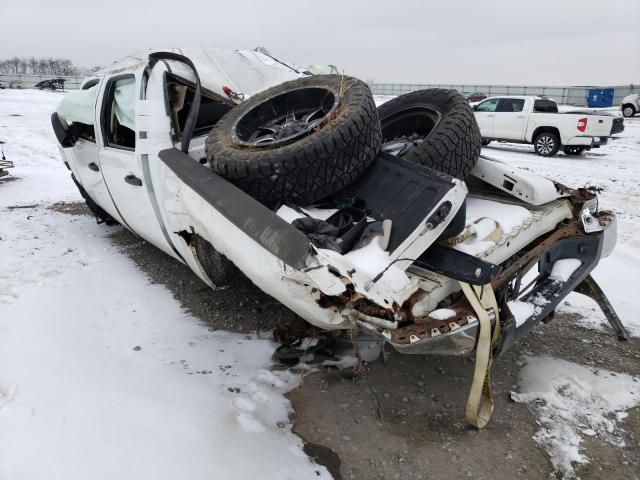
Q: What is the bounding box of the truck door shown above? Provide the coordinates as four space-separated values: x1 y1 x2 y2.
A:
66 83 124 224
492 98 527 140
140 57 236 274
96 73 178 258
474 98 500 138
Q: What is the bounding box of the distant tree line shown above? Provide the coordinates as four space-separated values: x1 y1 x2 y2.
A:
0 57 100 76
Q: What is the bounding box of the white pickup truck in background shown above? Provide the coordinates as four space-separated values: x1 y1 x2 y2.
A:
621 93 639 118
474 96 617 156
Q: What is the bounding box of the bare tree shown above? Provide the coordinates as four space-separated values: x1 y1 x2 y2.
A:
28 57 38 74
0 57 99 76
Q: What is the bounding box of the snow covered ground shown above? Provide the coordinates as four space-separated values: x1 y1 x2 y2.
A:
1 89 638 479
0 90 330 479
511 356 640 477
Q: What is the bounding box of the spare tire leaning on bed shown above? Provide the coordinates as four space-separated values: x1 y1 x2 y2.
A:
377 89 481 179
206 75 381 206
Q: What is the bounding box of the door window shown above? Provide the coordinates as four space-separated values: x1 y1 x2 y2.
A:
101 75 136 150
497 98 525 112
475 99 499 112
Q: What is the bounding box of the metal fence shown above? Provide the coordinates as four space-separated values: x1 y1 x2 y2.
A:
370 83 640 107
2 73 638 107
0 74 84 90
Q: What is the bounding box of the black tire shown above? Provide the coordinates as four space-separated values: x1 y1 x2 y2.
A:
481 138 491 146
377 89 481 178
622 104 636 118
533 132 560 157
563 146 585 156
206 75 381 206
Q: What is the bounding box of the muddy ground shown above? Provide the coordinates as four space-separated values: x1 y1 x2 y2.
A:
56 203 640 480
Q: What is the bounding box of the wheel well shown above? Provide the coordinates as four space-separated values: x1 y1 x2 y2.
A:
532 126 560 142
177 229 235 287
70 173 117 225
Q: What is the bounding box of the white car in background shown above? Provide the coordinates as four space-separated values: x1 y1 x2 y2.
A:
474 96 616 156
621 93 639 118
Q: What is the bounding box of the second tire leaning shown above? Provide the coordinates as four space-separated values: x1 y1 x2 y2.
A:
377 89 481 178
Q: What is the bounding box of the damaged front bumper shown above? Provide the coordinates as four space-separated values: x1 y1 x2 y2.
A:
320 207 620 357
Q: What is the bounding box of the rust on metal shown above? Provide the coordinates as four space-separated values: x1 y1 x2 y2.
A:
388 302 477 345
318 212 605 346
595 209 615 227
491 221 585 289
554 182 598 205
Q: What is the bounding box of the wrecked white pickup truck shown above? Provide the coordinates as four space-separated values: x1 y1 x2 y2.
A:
51 48 628 427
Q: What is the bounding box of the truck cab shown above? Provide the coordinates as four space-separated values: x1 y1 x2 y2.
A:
56 49 302 260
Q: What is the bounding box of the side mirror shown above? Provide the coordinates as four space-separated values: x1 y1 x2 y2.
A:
51 112 77 148
472 104 478 111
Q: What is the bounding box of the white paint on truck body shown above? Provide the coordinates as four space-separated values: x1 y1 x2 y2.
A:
57 48 471 332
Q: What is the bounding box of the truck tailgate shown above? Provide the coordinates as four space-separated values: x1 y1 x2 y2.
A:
583 115 613 137
331 152 468 264
563 113 613 137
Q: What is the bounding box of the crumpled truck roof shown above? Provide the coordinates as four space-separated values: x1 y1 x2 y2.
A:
91 47 303 99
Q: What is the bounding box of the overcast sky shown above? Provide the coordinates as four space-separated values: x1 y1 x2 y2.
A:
1 0 638 85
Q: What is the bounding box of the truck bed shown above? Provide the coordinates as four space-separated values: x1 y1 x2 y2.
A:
158 149 466 266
